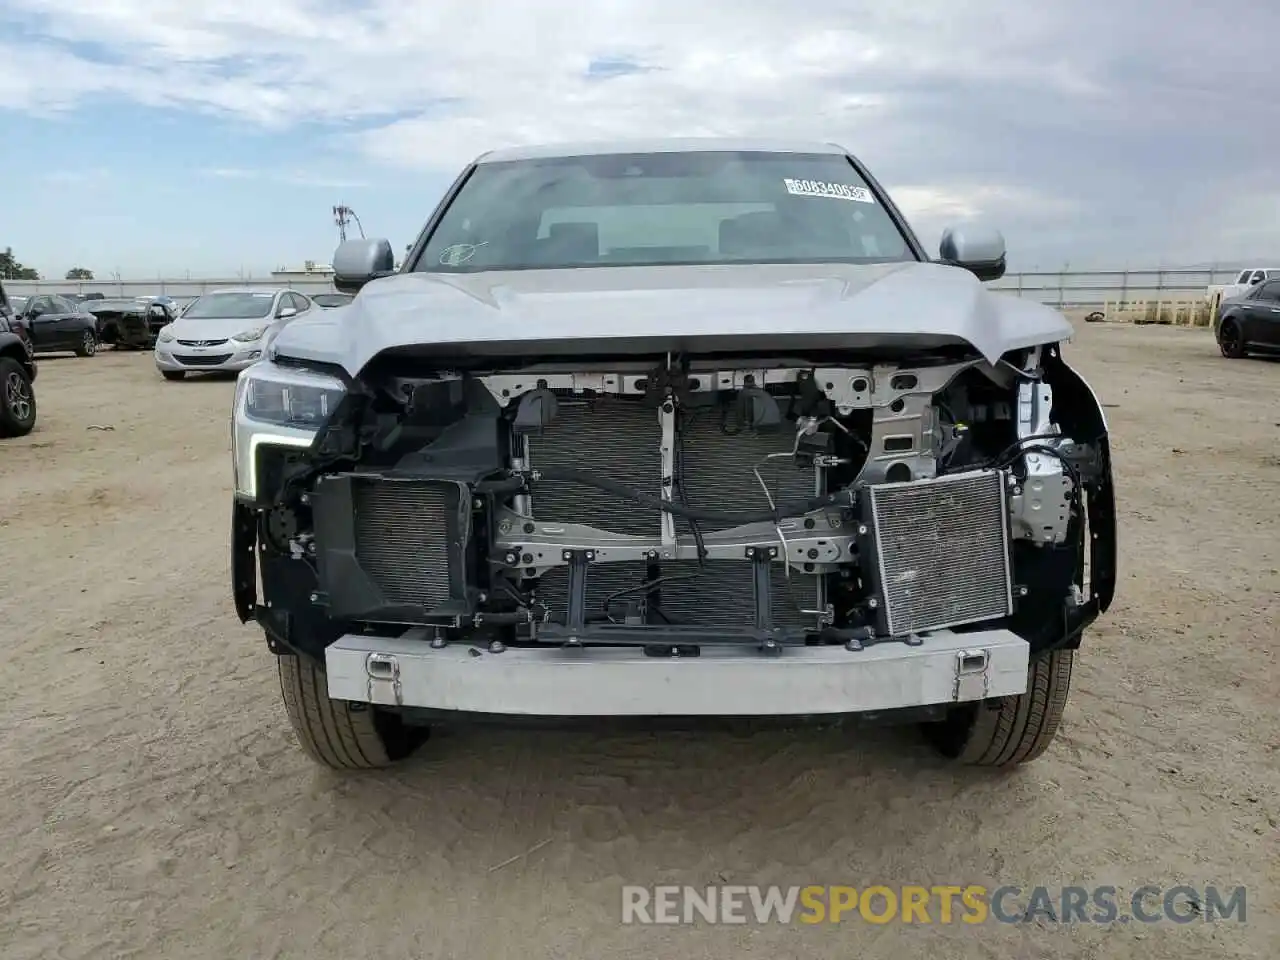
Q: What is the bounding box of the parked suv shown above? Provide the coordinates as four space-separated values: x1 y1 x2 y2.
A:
230 138 1117 771
0 279 38 437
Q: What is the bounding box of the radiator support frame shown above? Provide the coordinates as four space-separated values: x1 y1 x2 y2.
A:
491 507 854 572
499 390 838 633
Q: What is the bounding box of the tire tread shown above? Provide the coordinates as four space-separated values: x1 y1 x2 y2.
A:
947 649 1074 767
277 654 394 770
0 356 36 438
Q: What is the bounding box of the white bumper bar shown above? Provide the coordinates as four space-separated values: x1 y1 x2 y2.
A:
324 628 1030 717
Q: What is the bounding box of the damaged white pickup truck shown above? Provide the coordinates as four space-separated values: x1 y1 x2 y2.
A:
230 138 1116 771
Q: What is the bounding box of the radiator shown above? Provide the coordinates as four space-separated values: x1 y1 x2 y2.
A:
527 395 822 628
865 469 1013 636
527 397 816 536
535 561 821 629
350 477 456 609
534 562 651 621
527 398 661 537
674 404 816 535
658 560 820 629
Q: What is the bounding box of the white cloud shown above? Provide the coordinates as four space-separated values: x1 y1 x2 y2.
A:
1 0 1277 263
891 185 1077 224
201 167 256 179
198 167 369 188
0 0 1100 161
40 167 112 185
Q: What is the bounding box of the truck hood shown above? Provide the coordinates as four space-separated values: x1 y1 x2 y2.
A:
270 261 1073 374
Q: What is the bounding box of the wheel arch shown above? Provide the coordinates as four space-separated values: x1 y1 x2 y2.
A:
0 338 34 378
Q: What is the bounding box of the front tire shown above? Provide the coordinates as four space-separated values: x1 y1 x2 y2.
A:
1218 318 1247 358
75 330 97 357
923 649 1074 767
160 370 185 381
0 358 37 437
277 654 427 770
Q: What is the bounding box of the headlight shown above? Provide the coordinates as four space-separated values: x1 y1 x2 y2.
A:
233 326 266 342
240 364 346 429
157 327 175 343
232 364 347 499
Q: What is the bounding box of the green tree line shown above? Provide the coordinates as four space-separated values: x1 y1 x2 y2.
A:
0 249 94 281
0 247 39 280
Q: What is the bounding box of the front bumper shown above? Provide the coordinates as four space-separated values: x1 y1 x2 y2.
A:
324 627 1030 717
155 341 263 373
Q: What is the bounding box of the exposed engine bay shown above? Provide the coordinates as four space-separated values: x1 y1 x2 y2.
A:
236 344 1116 660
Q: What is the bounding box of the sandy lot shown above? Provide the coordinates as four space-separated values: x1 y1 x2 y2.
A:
0 323 1275 959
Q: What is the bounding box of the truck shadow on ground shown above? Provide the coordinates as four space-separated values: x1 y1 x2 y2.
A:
286 719 1028 878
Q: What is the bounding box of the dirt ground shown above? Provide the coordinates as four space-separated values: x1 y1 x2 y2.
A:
0 322 1275 960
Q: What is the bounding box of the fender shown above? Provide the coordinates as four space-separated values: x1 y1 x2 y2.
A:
232 498 257 623
1044 348 1117 614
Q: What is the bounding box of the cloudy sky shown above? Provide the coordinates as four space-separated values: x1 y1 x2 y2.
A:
1 1 1275 278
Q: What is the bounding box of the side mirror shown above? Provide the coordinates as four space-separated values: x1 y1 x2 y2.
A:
277 305 298 319
938 224 1007 282
333 237 396 294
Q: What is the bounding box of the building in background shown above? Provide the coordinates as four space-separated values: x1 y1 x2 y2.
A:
270 260 335 282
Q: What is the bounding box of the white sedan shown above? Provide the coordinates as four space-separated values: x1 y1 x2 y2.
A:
154 288 313 380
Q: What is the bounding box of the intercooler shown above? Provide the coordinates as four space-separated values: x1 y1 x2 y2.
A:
529 396 823 628
863 469 1013 637
351 478 454 608
312 474 470 619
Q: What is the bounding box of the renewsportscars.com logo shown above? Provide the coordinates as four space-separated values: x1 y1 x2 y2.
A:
621 884 1247 925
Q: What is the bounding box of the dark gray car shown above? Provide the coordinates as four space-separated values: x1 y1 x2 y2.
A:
11 294 99 357
1214 279 1280 358
85 298 176 349
229 138 1118 773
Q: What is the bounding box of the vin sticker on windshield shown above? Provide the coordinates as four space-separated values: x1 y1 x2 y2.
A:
783 178 874 203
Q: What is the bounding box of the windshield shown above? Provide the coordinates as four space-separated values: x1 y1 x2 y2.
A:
416 150 915 273
181 292 274 320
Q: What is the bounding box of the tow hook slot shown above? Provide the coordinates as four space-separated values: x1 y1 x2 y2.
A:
365 652 403 706
953 649 990 701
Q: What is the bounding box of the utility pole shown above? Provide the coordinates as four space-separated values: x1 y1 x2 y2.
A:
332 204 364 243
